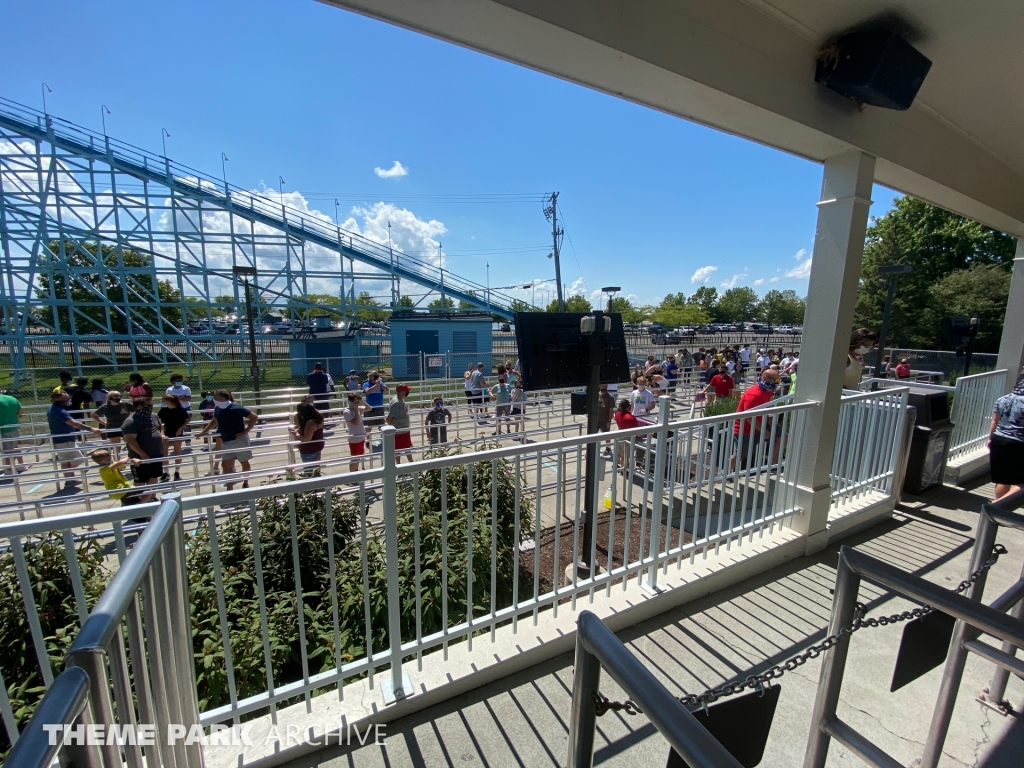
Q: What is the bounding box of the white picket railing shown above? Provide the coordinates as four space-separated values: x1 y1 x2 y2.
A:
830 387 910 508
0 397 817 738
948 370 1008 462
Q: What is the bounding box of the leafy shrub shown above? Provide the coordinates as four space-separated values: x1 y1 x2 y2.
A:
1 449 533 739
703 395 740 417
1 535 109 755
188 448 532 714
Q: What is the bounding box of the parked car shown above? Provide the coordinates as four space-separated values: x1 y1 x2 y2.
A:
272 322 293 334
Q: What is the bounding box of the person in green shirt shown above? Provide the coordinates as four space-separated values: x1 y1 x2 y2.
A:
0 390 26 474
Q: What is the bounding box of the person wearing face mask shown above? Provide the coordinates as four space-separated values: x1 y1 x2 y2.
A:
157 394 191 481
121 396 166 491
733 369 781 468
166 373 192 411
424 398 452 446
845 328 878 390
630 376 656 419
196 390 257 493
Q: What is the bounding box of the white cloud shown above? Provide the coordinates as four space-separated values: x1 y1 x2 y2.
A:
793 247 809 262
720 271 749 289
769 276 781 283
374 160 408 179
753 278 765 287
785 258 813 279
567 277 587 297
690 265 718 284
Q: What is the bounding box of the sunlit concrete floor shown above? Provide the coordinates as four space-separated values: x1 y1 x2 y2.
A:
281 477 1024 768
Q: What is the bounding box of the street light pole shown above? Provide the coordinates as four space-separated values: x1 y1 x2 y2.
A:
602 287 620 314
101 105 111 136
577 311 608 579
233 266 261 412
873 265 913 377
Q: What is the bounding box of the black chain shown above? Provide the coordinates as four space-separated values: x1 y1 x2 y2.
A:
593 543 1007 716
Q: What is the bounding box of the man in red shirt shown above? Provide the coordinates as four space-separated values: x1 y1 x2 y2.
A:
733 369 781 467
894 359 912 380
702 370 735 403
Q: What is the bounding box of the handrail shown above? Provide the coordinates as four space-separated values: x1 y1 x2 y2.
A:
3 667 92 768
568 611 742 768
805 542 1024 768
66 497 182 655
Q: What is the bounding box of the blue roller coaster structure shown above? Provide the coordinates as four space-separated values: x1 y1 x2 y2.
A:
0 96 517 374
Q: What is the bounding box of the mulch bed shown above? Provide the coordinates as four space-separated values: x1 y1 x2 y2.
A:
520 503 694 595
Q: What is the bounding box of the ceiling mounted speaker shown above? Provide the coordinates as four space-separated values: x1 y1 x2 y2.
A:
816 29 932 110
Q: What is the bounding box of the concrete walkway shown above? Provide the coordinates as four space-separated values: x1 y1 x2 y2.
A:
281 478 1024 767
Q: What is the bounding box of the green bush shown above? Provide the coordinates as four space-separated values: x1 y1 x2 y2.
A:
187 448 533 714
702 395 740 417
1 449 532 741
1 535 109 755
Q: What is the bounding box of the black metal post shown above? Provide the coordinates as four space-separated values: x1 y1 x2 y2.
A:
580 311 605 570
241 277 262 411
873 277 897 377
964 318 979 377
873 265 912 378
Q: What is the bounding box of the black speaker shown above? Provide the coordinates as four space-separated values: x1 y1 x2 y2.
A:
816 29 931 110
570 391 587 415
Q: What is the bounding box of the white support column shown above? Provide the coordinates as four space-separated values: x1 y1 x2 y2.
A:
996 241 1024 393
791 151 876 555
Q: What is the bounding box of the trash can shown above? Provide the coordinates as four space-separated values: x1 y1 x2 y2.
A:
903 389 954 495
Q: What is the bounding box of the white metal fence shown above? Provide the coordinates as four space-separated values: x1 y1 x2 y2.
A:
948 369 1008 462
830 388 910 508
1 397 818 742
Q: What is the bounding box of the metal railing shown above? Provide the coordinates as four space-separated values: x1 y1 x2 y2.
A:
830 387 909 508
567 610 741 768
0 396 816 735
4 494 199 768
2 667 90 768
948 369 1008 462
804 491 1024 768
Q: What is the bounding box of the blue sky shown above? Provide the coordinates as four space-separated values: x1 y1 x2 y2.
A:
4 0 899 308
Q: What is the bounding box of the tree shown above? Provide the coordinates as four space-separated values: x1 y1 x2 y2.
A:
459 291 478 310
652 292 710 327
354 291 390 322
427 297 455 311
605 296 651 324
855 196 1016 348
396 296 415 308
35 240 182 333
757 289 806 325
715 287 759 323
509 299 533 314
545 295 591 312
928 264 1011 353
688 286 719 320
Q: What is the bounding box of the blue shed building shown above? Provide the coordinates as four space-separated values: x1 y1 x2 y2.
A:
389 311 492 378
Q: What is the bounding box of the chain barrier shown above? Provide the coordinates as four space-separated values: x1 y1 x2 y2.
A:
592 543 1008 717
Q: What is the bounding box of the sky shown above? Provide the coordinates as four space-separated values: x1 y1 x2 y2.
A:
3 0 900 309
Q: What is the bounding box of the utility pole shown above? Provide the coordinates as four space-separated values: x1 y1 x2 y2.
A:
232 266 261 413
544 192 565 312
